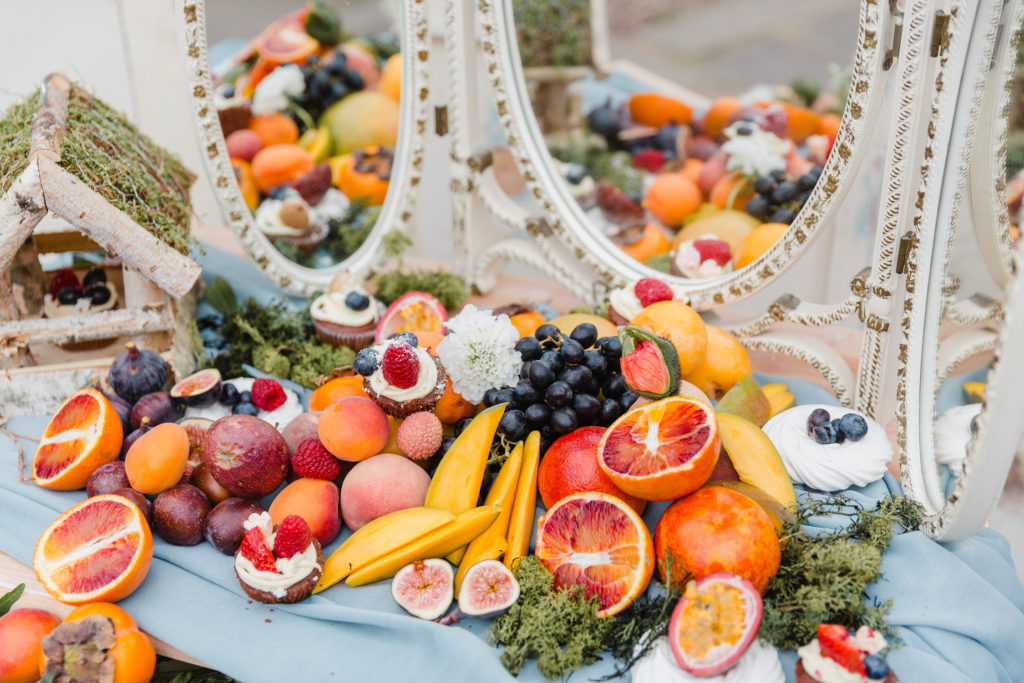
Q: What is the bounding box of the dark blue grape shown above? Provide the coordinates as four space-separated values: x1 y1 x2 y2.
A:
745 196 771 220
582 349 608 376
602 374 626 399
498 410 528 442
771 181 798 204
753 176 777 196
483 388 501 407
545 381 573 408
525 403 551 428
539 350 564 374
770 208 797 224
534 323 561 345
455 417 474 436
515 336 542 361
514 379 540 405
560 365 592 392
573 393 601 422
560 338 585 365
600 398 623 424
618 391 638 411
797 173 818 191
550 408 578 435
597 336 622 360
569 323 598 349
436 435 456 459
493 388 516 407
527 361 555 389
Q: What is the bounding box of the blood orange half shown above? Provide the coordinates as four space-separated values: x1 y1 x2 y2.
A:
33 495 153 605
534 492 654 617
598 397 719 501
33 388 123 490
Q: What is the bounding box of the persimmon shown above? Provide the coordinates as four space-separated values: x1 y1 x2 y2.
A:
248 112 300 147
710 172 754 211
40 602 155 683
701 97 742 139
619 223 671 263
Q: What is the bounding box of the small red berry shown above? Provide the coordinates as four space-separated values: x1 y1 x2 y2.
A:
47 268 80 298
239 527 277 572
273 515 313 559
251 378 287 411
634 278 674 307
692 238 732 266
292 438 341 480
817 624 866 675
632 148 666 173
381 343 421 389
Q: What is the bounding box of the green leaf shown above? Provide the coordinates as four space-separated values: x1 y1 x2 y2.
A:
0 583 24 616
304 1 342 45
205 276 238 317
39 673 57 683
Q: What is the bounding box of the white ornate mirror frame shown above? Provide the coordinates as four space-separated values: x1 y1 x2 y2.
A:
899 0 1024 539
181 0 430 296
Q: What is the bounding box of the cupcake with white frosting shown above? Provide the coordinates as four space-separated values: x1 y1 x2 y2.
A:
357 337 447 418
234 512 323 605
256 194 327 253
311 273 380 350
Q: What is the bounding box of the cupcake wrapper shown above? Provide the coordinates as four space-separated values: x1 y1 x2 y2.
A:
270 221 328 253
314 319 375 351
235 538 323 605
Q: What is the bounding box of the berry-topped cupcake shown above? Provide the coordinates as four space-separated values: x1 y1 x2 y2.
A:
311 273 380 350
671 235 734 279
355 335 446 418
607 277 688 326
796 624 898 682
43 267 118 319
255 193 327 253
234 512 323 604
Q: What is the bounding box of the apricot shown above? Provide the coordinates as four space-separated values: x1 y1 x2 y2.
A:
309 375 367 412
643 173 702 227
631 301 708 376
701 96 742 139
226 128 262 161
378 53 401 101
251 144 315 194
248 112 300 147
682 325 752 400
735 223 789 269
681 158 704 185
0 609 60 683
269 478 342 545
434 377 478 424
124 422 188 495
339 453 431 531
620 223 671 263
318 396 390 461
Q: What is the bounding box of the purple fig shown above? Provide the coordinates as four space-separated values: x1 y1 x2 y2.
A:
109 342 168 403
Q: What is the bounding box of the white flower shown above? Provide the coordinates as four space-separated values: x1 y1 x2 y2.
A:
722 122 789 177
437 304 522 404
251 64 306 115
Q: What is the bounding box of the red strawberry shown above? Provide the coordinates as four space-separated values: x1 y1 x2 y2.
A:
292 438 340 480
817 624 865 675
693 238 732 266
634 278 674 307
381 342 421 389
239 527 278 572
632 148 666 173
273 515 313 559
47 268 80 298
252 378 287 411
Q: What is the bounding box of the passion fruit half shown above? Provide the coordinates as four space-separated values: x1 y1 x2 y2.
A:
374 291 448 344
170 369 223 407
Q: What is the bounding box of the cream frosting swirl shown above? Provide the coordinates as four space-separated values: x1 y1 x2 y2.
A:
608 282 689 321
934 403 982 468
797 626 887 682
234 512 320 599
43 283 119 318
184 378 302 429
762 404 892 492
368 344 441 401
631 636 784 683
310 290 378 328
255 198 310 237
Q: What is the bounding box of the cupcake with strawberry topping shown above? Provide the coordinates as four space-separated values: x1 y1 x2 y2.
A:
234 512 323 604
796 624 898 682
607 277 689 325
672 235 734 279
355 335 446 418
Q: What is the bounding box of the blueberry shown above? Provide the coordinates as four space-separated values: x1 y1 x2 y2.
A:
812 421 840 444
573 393 601 422
82 267 107 287
564 163 588 185
596 336 622 360
559 338 585 365
545 381 573 408
267 184 291 200
602 373 627 399
830 419 846 443
345 291 371 310
514 378 540 405
221 86 235 98
753 176 777 196
582 349 608 376
619 391 638 411
498 409 528 442
863 655 890 679
389 331 418 347
527 360 555 389
771 181 798 204
735 122 754 136
839 413 868 441
57 286 80 304
354 348 379 376
534 323 562 345
515 336 542 361
86 284 111 306
550 408 578 435
233 402 259 416
569 323 598 349
770 208 797 224
539 350 564 374
219 383 240 406
524 402 551 427
770 169 786 181
806 408 831 434
342 68 364 90
745 195 771 221
238 390 253 404
600 398 623 424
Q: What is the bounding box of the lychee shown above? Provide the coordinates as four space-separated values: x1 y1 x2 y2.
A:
396 412 443 461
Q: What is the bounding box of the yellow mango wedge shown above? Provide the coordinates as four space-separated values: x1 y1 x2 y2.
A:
314 506 455 593
426 404 506 515
963 381 985 403
453 441 523 591
504 430 540 570
715 411 797 510
761 382 796 417
345 505 501 586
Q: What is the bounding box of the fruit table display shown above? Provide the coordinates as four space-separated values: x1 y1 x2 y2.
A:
1 244 1023 683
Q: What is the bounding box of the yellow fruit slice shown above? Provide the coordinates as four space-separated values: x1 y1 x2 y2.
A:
425 404 506 515
345 505 501 586
454 442 523 591
715 412 797 509
314 506 455 592
505 431 541 569
963 381 986 403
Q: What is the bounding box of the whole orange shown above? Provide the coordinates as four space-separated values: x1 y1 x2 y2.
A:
433 377 478 424
539 426 646 514
0 609 60 683
654 486 780 594
643 173 702 227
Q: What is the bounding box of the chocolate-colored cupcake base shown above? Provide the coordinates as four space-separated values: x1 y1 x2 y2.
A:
364 355 446 418
270 221 328 253
314 318 376 350
795 659 899 682
607 305 630 326
235 538 324 605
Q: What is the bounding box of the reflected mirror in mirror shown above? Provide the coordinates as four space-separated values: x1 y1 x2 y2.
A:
207 1 401 268
512 0 857 282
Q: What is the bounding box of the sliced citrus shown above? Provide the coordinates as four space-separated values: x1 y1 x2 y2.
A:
33 494 153 605
598 397 719 501
534 491 654 617
33 388 123 490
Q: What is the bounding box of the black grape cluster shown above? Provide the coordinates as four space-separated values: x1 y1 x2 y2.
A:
293 52 366 123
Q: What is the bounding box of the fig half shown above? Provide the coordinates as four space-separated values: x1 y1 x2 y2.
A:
456 560 519 618
391 559 454 620
170 369 223 407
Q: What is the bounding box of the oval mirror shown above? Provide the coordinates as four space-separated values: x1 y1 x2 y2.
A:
475 0 898 309
901 0 1024 539
182 0 429 296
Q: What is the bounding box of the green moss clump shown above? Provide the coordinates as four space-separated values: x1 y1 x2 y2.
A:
373 270 468 311
514 0 592 68
0 91 38 195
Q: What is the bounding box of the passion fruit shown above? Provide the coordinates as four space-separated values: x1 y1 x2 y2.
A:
170 369 222 407
177 417 213 483
374 291 448 344
108 342 168 403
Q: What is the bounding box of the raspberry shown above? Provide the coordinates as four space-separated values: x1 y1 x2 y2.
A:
239 527 277 572
47 268 80 298
817 624 865 675
693 238 732 266
273 515 313 559
634 278 674 307
292 438 341 480
381 342 421 389
755 103 788 139
251 378 286 411
632 148 666 173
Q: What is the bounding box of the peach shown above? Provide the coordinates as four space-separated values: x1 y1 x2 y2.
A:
339 453 430 531
0 609 60 683
318 396 390 462
226 128 262 162
281 412 321 455
697 150 729 196
269 478 342 546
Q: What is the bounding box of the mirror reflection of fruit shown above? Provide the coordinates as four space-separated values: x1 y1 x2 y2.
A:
734 222 789 269
335 146 393 205
323 91 399 155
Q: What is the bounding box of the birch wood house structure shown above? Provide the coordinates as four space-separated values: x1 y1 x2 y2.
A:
0 73 202 414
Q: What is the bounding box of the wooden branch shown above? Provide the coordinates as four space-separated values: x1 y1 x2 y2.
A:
0 163 47 322
0 307 173 345
29 73 71 165
122 267 173 351
37 160 201 298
